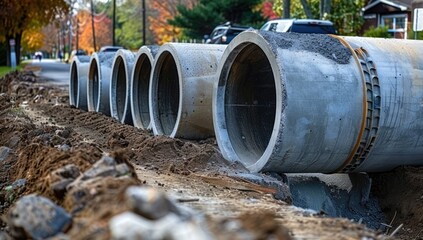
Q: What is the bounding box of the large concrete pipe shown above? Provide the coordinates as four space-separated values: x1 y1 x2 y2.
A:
149 43 226 139
87 52 117 116
130 45 159 130
110 49 135 124
69 55 90 111
213 30 423 173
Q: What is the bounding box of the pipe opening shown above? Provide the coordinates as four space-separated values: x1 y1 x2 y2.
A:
156 52 180 135
89 60 100 109
133 55 152 128
70 62 78 105
115 57 127 121
224 43 276 165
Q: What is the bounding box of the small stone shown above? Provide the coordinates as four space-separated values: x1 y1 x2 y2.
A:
11 179 26 189
51 164 80 183
125 186 177 220
7 194 72 240
52 179 75 199
109 212 178 240
58 144 71 152
0 146 12 161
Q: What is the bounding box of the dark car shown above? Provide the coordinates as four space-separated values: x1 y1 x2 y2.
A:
261 19 337 34
206 22 252 44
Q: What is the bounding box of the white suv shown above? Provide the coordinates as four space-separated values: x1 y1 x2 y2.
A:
261 19 337 34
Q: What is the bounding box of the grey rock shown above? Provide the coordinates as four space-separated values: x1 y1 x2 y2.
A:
58 144 71 152
11 179 26 189
51 164 81 181
125 186 178 220
81 156 129 180
0 146 11 161
109 212 212 240
7 194 72 240
52 179 74 199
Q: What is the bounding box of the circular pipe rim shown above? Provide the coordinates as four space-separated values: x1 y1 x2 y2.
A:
213 30 283 173
130 47 155 130
110 49 135 124
149 44 183 138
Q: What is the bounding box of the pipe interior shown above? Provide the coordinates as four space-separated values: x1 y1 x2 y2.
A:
70 62 78 105
134 55 152 128
224 43 276 165
116 57 127 121
157 52 179 135
89 60 99 108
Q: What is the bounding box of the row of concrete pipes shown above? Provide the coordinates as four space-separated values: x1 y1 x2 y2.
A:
69 30 423 174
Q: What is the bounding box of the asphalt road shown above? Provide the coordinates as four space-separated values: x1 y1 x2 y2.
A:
29 59 70 86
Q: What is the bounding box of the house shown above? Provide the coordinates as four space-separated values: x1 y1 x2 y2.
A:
362 0 422 39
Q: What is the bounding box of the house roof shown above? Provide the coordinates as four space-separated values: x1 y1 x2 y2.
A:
363 0 412 12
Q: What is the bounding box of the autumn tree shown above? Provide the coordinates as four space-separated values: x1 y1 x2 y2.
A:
148 0 197 45
0 0 68 66
170 0 264 40
76 10 112 54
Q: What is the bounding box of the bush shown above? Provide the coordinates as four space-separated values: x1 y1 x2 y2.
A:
363 26 391 38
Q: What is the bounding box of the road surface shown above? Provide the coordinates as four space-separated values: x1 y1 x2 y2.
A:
29 59 70 86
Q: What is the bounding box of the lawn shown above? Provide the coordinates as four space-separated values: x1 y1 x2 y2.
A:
0 61 30 77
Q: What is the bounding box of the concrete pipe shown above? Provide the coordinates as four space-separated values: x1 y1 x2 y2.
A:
149 43 226 139
87 52 117 116
69 55 90 111
130 45 159 130
110 49 135 124
213 30 423 173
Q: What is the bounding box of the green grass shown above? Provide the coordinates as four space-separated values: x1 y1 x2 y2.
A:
0 62 29 78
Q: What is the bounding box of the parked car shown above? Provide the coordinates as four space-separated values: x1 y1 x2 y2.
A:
205 22 252 44
260 19 337 34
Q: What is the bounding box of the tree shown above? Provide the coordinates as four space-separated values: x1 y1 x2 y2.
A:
116 0 144 49
148 0 196 45
0 0 69 66
77 10 112 54
170 0 264 40
261 1 279 20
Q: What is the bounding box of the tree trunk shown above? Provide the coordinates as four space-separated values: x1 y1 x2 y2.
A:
324 0 331 18
283 0 291 19
300 0 313 19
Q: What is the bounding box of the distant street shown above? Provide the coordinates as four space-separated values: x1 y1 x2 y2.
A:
29 59 70 86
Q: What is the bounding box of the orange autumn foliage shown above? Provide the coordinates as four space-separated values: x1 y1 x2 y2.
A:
76 10 112 54
148 0 197 45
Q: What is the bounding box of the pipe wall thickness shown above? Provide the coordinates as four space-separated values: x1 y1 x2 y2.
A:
130 45 159 130
213 30 423 173
87 52 117 116
69 55 90 111
110 49 136 124
150 43 226 139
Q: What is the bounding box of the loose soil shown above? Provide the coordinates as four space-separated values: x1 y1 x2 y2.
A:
0 69 422 239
